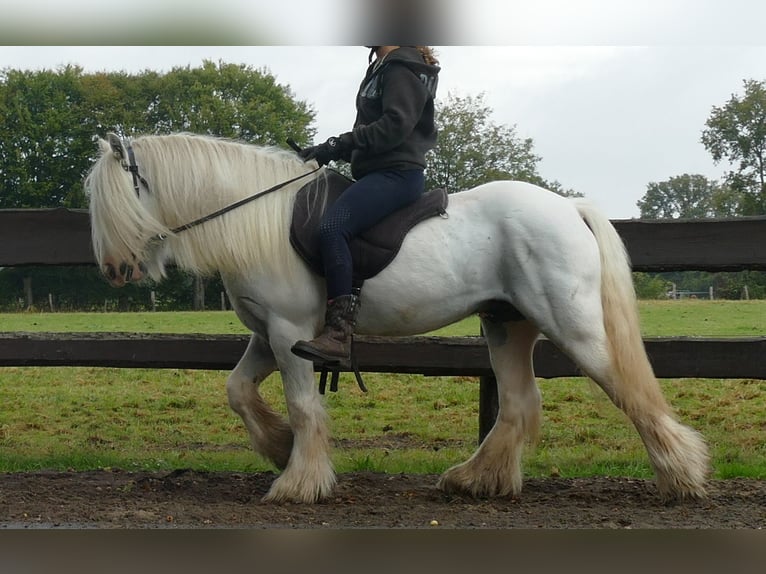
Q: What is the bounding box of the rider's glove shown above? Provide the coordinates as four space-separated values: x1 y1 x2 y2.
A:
298 134 353 166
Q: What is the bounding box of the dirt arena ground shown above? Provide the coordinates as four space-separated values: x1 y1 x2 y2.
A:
1 469 765 529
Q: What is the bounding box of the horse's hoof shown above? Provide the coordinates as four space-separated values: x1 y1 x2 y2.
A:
262 472 336 504
438 464 522 498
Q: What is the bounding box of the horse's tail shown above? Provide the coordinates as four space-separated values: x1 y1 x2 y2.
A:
572 199 662 409
573 199 709 498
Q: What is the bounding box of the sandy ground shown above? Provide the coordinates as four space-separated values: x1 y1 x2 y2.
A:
1 469 765 529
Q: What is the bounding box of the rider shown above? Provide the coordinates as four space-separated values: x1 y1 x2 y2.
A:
291 45 440 364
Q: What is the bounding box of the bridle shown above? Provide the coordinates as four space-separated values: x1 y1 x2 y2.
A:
124 143 150 198
119 138 321 240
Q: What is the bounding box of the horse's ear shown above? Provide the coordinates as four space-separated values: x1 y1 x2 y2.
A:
106 132 125 160
95 136 110 155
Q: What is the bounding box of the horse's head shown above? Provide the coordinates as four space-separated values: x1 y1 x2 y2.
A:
85 133 171 287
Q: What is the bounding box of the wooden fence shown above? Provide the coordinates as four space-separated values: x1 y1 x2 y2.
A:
1 208 766 440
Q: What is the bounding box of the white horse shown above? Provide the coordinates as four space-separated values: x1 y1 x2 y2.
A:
85 132 709 503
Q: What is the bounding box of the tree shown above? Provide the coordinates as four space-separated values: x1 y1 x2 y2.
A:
700 79 766 215
0 66 96 209
426 92 578 196
140 60 316 145
633 272 671 299
636 174 724 219
1 61 317 210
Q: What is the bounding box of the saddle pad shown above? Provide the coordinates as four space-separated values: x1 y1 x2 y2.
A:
289 170 448 283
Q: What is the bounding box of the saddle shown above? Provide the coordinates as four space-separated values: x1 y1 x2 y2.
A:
289 170 449 287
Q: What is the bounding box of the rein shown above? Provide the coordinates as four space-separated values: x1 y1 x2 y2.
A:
121 140 321 240
166 166 321 237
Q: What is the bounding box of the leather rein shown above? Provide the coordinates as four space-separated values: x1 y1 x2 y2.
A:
121 139 321 240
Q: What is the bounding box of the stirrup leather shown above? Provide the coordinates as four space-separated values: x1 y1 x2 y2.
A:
317 337 367 394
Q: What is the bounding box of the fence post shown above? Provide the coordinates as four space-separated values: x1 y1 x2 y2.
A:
478 375 498 444
193 276 205 311
478 323 497 444
23 277 33 308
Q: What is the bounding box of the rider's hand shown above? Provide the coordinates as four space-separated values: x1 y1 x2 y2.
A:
298 135 352 166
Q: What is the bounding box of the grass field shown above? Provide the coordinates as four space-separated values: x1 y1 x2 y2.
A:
0 300 764 479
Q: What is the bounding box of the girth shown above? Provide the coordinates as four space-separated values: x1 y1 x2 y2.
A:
289 170 448 287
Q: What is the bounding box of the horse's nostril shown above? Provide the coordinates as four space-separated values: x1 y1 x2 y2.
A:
119 262 128 276
105 264 117 280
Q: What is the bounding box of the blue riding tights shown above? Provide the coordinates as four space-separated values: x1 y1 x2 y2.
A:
318 169 425 300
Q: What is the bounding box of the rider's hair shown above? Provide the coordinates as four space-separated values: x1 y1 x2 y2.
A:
415 46 439 66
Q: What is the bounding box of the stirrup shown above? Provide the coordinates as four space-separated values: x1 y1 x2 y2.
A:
317 338 367 394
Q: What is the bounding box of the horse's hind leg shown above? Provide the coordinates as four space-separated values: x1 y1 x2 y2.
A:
226 333 293 469
541 288 709 500
438 319 541 497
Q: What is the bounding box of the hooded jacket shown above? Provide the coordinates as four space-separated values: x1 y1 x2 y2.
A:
339 47 440 180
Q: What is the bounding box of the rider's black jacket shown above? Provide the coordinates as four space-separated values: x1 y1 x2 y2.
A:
339 46 440 180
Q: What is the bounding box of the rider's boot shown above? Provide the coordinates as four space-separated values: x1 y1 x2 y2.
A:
291 293 361 364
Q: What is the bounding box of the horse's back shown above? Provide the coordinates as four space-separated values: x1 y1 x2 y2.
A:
387 179 596 275
432 181 593 253
453 180 579 220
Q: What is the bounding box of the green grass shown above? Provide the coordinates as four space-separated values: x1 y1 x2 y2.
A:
0 310 251 334
637 299 765 337
3 299 762 337
0 300 764 479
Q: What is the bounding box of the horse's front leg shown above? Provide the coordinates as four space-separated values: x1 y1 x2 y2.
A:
262 320 335 504
226 332 293 469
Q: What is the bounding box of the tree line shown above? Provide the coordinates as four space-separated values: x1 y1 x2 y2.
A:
0 61 315 311
1 63 764 309
633 78 766 299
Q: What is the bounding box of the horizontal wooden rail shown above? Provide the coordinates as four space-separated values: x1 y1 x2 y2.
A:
0 209 93 266
2 208 766 271
2 332 765 379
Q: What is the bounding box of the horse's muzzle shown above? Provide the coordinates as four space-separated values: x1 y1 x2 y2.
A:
102 258 145 287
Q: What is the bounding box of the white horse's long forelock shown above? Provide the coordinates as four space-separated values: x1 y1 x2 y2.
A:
86 138 171 278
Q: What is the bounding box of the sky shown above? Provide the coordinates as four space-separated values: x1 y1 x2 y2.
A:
2 1 766 219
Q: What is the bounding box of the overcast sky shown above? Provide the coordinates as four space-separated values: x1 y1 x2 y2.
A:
2 1 766 219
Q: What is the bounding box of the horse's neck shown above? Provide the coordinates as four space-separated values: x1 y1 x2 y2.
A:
160 144 306 281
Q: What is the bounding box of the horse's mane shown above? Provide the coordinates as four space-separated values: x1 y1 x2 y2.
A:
86 132 324 282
